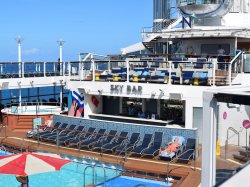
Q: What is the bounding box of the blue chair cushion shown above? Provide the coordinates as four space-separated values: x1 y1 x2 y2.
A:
135 71 142 76
142 71 149 76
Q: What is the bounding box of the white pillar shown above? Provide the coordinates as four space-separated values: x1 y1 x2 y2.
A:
17 35 22 63
60 45 63 63
17 35 22 77
201 91 217 187
57 39 65 75
185 99 193 129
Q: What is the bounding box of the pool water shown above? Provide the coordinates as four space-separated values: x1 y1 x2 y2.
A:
0 153 120 187
98 176 171 187
0 151 170 187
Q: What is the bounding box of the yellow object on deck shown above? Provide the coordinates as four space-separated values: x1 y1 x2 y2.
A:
95 74 100 81
216 139 221 156
193 77 199 86
113 74 119 81
133 74 138 82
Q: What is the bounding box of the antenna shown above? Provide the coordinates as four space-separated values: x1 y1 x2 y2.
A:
15 35 24 62
57 39 65 62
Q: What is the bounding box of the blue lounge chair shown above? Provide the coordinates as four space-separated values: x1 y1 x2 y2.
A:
159 136 186 161
141 132 163 158
44 124 76 142
177 138 196 163
58 125 85 145
115 133 140 155
101 131 128 153
68 127 96 147
33 122 61 139
40 123 68 141
91 130 118 151
79 128 106 149
130 134 153 156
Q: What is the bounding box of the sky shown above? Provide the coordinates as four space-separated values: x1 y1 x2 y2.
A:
0 0 152 62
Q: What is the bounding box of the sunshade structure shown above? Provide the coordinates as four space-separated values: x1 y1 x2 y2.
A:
0 152 71 176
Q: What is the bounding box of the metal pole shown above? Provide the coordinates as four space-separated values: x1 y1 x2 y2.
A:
228 63 232 86
91 54 95 81
246 129 248 151
126 59 129 82
19 87 22 109
60 81 63 111
212 61 216 86
168 61 172 85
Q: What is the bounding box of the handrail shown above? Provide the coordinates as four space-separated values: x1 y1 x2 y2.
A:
225 127 240 159
83 163 107 187
134 184 147 187
83 165 96 187
228 52 243 86
166 148 196 184
116 139 129 165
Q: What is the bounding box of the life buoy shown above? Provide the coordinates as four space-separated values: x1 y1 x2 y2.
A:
91 96 99 107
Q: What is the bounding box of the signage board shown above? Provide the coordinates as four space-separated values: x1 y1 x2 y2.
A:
33 118 42 130
242 120 250 129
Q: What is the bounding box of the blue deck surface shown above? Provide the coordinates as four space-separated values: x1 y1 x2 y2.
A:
97 176 171 187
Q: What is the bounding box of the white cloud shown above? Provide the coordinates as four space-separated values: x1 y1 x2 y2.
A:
23 48 39 55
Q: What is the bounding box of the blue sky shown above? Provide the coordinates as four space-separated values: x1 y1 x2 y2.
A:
0 1 152 61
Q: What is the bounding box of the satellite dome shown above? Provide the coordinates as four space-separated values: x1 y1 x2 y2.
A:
177 0 233 18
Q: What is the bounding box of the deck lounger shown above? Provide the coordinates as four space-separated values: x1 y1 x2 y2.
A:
101 131 128 153
45 125 76 142
68 127 96 147
91 130 118 151
59 125 85 145
33 122 61 139
44 124 76 142
79 129 106 149
40 123 68 141
177 138 196 163
159 136 186 161
130 134 153 156
115 133 140 155
141 132 163 158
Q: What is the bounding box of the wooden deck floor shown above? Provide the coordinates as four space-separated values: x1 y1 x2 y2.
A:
0 126 242 187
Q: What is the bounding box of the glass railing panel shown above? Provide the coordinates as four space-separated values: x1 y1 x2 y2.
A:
0 62 20 78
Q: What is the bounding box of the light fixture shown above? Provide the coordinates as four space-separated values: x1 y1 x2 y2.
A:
159 88 165 95
98 89 103 95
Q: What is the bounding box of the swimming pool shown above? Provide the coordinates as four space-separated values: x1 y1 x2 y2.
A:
97 176 171 187
0 150 171 187
0 151 121 187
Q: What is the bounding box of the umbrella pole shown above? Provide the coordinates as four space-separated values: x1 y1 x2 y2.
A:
27 176 29 187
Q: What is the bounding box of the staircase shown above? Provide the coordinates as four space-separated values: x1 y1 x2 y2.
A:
142 18 180 52
16 116 34 130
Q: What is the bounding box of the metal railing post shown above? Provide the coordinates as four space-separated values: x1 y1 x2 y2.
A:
126 59 129 82
228 63 232 86
168 61 172 85
212 61 216 86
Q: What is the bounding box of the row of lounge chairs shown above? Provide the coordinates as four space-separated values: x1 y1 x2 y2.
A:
31 122 196 162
